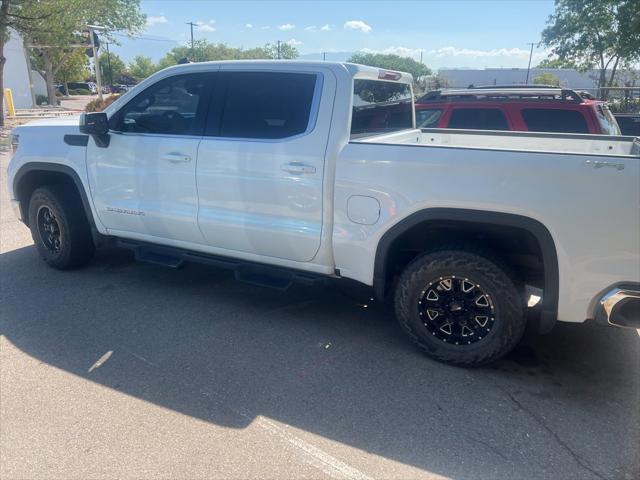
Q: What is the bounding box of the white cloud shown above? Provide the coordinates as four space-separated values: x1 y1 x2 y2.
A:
286 38 302 46
195 20 216 32
278 23 295 31
428 46 546 59
260 25 270 30
361 46 422 59
344 20 371 33
306 24 330 32
146 15 167 28
245 23 253 28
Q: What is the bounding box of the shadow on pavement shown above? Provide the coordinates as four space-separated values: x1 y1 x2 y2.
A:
1 244 638 480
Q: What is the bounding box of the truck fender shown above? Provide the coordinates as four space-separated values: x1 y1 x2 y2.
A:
373 208 559 332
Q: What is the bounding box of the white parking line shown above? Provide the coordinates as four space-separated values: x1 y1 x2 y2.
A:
256 416 375 480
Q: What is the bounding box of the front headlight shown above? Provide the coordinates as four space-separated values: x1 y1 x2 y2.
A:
11 134 19 155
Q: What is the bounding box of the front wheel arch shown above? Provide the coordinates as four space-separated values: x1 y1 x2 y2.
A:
13 163 102 244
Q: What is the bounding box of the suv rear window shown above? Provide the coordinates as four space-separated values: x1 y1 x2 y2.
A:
416 108 442 128
448 108 509 130
595 104 621 135
351 79 413 138
521 108 589 134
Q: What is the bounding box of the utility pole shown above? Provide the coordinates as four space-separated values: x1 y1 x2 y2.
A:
277 40 281 59
105 42 113 87
186 22 196 60
88 25 106 101
323 52 326 61
420 50 423 64
525 42 536 84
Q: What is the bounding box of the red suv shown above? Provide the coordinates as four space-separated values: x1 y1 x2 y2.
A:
415 86 621 135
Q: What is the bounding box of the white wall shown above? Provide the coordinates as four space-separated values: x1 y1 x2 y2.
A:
31 70 47 98
4 28 35 109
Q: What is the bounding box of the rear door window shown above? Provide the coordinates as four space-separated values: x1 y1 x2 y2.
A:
217 71 318 139
448 108 509 130
521 108 589 134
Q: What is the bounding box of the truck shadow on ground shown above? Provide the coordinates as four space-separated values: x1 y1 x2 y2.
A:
2 245 638 480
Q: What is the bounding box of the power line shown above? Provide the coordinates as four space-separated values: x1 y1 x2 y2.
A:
112 32 178 43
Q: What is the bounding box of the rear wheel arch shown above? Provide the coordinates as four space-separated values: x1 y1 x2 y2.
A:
373 208 559 331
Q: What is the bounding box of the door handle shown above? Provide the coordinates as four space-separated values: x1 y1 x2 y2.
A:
281 162 316 174
163 153 191 164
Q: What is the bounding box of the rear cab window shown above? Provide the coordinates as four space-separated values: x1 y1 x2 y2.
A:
351 79 413 138
521 108 589 134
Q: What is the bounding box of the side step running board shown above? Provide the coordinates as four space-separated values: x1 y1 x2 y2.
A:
117 239 329 290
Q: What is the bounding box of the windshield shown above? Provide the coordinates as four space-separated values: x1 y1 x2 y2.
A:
350 79 414 138
596 104 621 135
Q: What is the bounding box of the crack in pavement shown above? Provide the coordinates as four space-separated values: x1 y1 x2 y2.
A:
490 380 608 480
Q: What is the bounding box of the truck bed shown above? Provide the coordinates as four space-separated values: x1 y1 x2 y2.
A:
355 128 640 158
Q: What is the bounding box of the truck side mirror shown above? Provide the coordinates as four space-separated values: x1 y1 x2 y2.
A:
79 112 110 147
80 112 109 136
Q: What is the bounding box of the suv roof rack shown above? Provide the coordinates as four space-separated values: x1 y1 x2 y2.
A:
468 84 558 89
417 87 584 104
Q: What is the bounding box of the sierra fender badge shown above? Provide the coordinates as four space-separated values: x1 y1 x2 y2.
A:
585 160 624 171
106 207 145 216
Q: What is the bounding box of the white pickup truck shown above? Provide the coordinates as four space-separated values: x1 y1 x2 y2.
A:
7 61 640 366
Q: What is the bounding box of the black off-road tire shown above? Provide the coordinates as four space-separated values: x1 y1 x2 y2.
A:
395 249 526 367
28 185 95 269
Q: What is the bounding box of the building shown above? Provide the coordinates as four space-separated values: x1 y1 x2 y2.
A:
4 28 47 110
437 68 639 96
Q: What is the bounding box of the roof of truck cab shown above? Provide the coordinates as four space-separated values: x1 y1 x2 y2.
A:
103 60 413 117
155 60 413 84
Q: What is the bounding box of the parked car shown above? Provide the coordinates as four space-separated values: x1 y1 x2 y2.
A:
614 113 640 136
415 86 621 135
8 62 640 367
66 82 97 94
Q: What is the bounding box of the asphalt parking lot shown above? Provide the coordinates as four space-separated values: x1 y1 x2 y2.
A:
1 149 638 480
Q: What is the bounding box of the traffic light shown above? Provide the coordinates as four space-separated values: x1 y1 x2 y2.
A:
83 30 100 57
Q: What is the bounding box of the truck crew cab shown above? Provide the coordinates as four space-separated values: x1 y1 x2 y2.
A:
8 61 640 367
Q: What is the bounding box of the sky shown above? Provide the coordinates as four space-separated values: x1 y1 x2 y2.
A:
113 0 557 70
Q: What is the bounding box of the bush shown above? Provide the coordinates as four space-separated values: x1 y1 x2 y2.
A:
35 94 49 105
608 98 640 114
85 95 121 112
68 88 92 95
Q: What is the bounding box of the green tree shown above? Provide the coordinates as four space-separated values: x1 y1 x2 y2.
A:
3 0 144 109
541 0 640 97
99 51 125 85
263 42 298 60
423 74 450 92
532 72 560 86
128 55 157 81
156 39 298 68
535 58 576 69
347 52 431 91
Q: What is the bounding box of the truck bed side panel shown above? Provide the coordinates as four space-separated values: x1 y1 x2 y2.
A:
334 142 640 322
